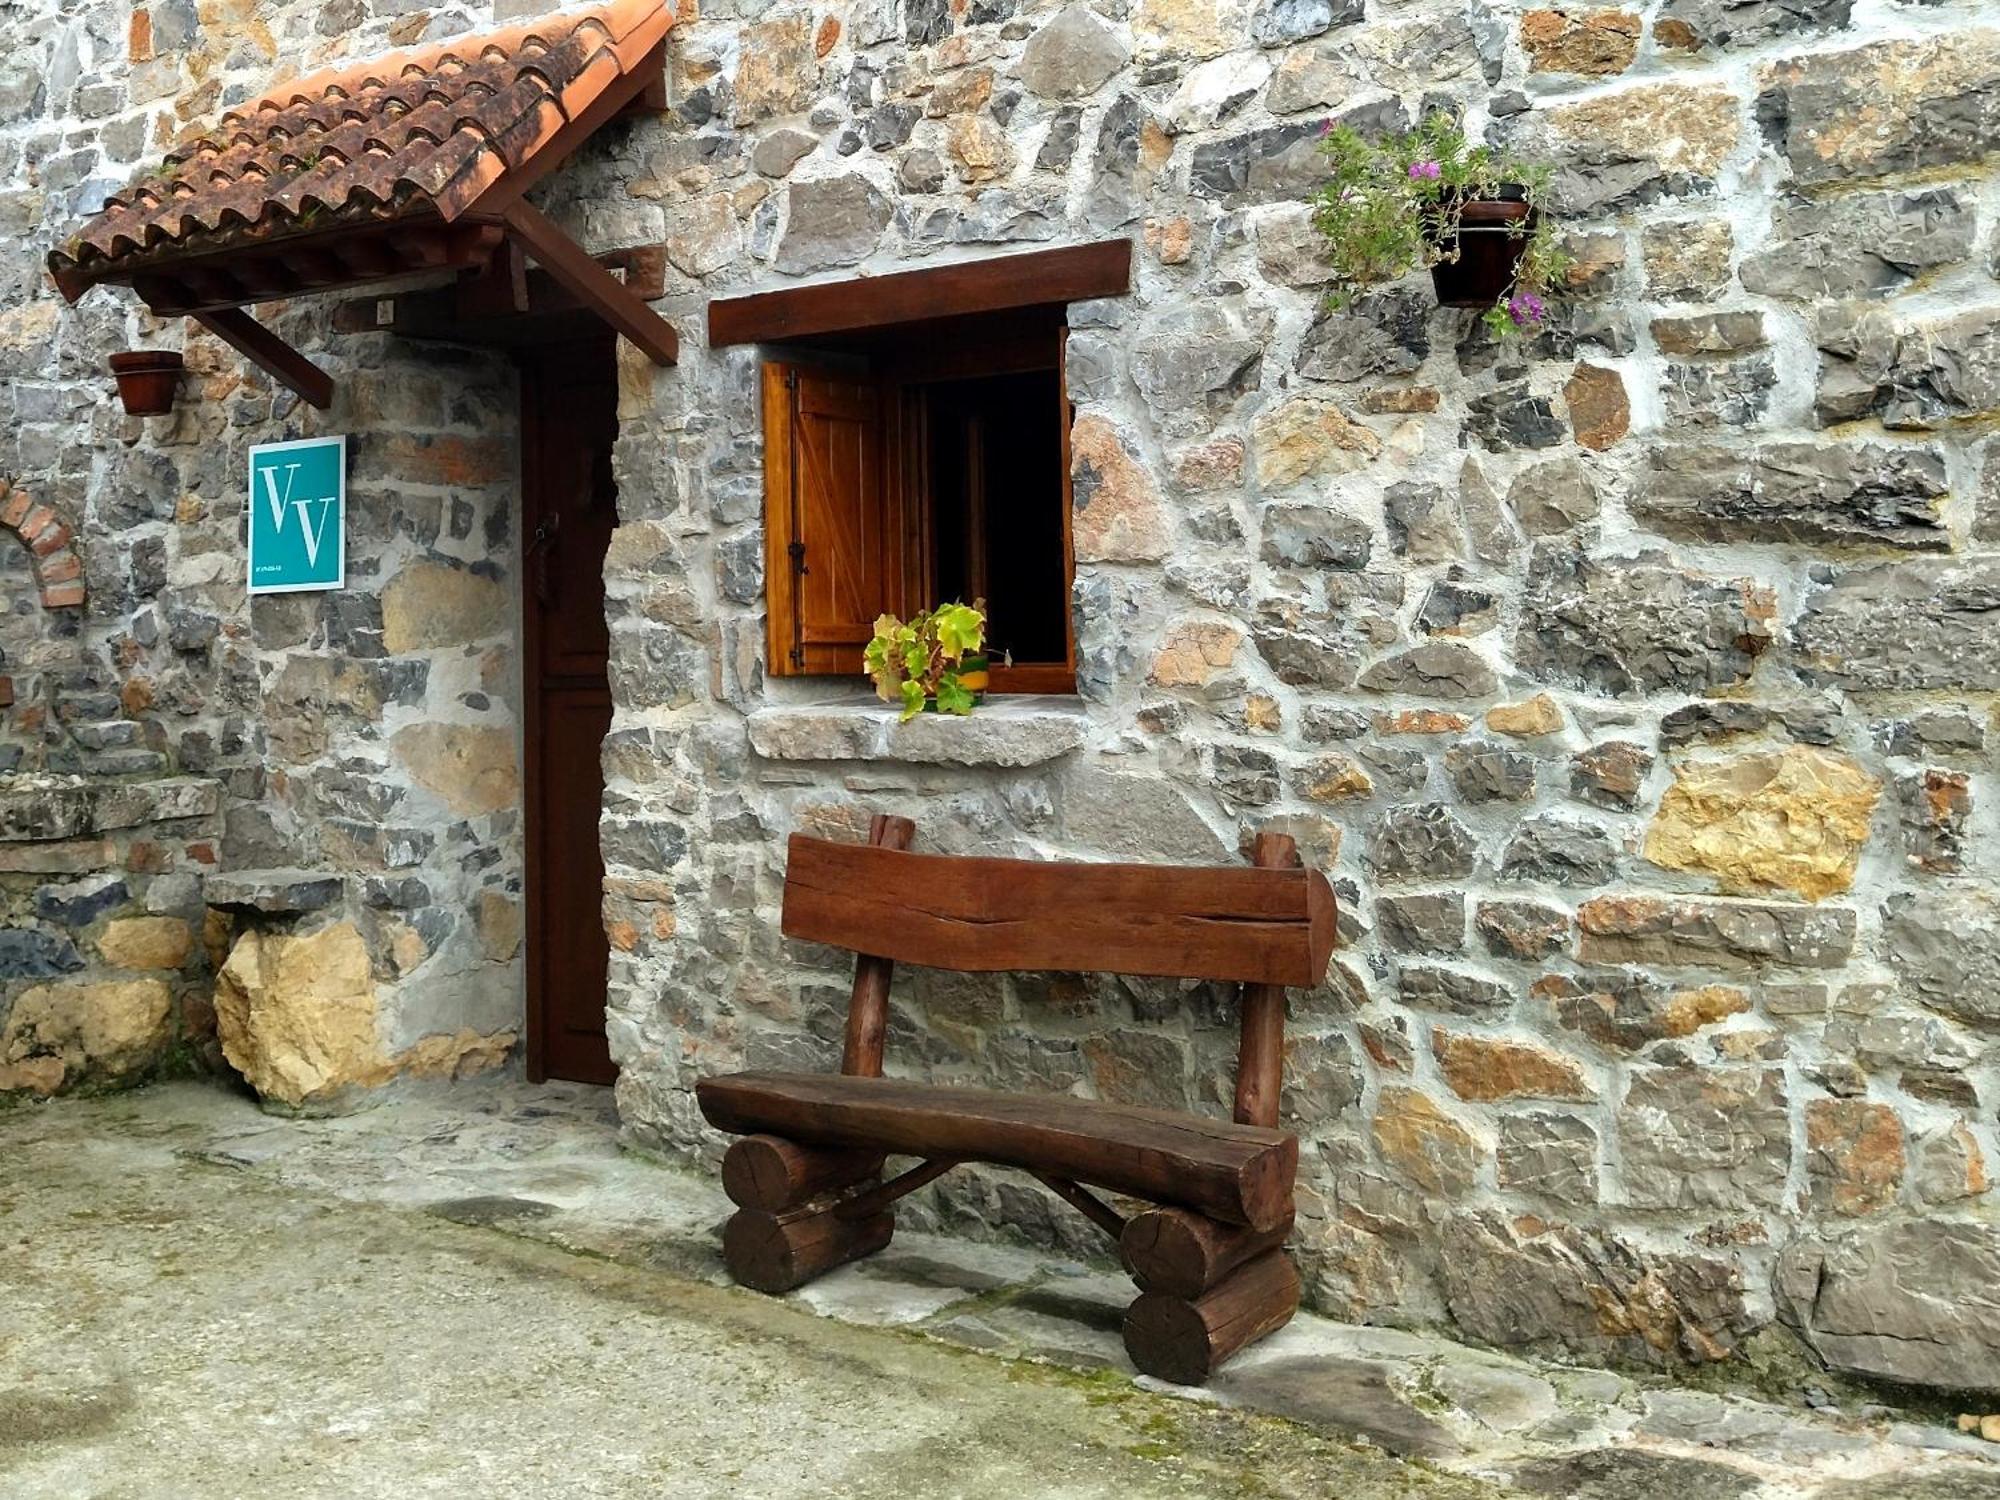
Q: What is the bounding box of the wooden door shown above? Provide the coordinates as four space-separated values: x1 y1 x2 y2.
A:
521 337 618 1085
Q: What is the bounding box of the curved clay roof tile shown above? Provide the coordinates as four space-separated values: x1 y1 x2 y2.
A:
49 0 674 294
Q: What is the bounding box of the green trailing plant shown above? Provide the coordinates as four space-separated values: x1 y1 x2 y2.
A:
864 601 987 722
1309 111 1572 338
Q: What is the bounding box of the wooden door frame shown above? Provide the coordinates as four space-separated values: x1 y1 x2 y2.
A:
519 331 619 1085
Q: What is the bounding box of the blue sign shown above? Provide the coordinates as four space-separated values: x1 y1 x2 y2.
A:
247 435 345 595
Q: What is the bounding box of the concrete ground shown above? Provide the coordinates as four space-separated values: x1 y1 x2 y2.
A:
2 1080 1995 1500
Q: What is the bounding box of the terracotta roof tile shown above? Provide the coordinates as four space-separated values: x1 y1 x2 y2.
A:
49 0 674 300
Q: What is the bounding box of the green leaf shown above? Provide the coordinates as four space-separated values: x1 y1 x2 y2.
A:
897 678 926 723
934 672 975 716
934 602 986 659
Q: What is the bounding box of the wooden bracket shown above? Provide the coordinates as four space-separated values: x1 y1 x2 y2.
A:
501 200 678 366
459 235 530 321
190 307 333 410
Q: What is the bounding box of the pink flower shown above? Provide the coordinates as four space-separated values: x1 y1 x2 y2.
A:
1318 118 1335 137
1407 160 1441 181
1508 291 1547 327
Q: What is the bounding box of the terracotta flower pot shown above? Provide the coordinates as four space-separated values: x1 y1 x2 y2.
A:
1427 190 1535 309
109 350 184 416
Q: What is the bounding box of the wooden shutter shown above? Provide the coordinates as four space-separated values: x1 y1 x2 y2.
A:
763 361 903 676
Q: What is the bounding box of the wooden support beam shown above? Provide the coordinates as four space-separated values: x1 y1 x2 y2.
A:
502 200 679 365
458 235 531 321
329 243 669 347
833 1157 956 1221
1235 830 1300 1130
1031 1172 1126 1242
839 814 917 1077
191 307 334 409
708 239 1134 348
329 235 400 279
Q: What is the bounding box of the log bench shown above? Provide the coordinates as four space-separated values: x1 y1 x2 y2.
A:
695 814 1338 1385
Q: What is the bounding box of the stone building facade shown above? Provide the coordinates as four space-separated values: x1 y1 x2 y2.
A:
4 0 1999 1395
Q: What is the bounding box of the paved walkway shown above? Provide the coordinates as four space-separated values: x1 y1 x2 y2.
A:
2 1080 1994 1498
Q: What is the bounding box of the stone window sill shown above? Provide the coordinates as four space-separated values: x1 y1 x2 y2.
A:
747 694 1088 768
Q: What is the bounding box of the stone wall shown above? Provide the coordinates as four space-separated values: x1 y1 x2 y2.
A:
8 0 2000 1394
0 0 527 1109
588 0 2000 1396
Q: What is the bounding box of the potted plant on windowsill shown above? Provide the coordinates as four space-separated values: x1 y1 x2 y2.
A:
108 349 184 415
1310 112 1570 337
864 601 988 722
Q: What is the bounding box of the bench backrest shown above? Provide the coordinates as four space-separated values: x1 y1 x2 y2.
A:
782 833 1336 988
783 815 1337 1129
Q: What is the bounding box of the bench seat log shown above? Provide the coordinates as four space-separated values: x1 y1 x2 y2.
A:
697 1073 1298 1233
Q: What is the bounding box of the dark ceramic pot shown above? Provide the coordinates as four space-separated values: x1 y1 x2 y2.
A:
109 350 184 416
1427 190 1535 309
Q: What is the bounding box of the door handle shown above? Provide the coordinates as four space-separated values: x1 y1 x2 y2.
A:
527 511 561 606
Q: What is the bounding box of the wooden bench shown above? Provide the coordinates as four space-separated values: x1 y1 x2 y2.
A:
695 814 1338 1385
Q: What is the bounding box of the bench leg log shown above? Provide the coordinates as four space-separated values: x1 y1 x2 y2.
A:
1121 1207 1294 1300
722 1204 895 1294
1123 1247 1300 1385
722 1133 884 1212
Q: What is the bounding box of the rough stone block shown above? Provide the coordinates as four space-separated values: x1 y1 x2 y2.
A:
1576 895 1857 969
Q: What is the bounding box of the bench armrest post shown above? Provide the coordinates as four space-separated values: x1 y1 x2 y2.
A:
840 813 918 1077
1233 830 1297 1129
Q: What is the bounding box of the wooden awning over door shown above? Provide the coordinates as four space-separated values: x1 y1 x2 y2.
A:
47 0 681 407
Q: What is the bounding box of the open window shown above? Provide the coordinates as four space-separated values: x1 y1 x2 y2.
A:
760 312 1073 691
716 242 1132 698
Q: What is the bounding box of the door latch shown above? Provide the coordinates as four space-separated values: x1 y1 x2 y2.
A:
527 511 562 605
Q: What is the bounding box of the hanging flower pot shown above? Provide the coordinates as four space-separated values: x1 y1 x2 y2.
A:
109 350 184 415
1309 115 1570 339
1428 189 1535 309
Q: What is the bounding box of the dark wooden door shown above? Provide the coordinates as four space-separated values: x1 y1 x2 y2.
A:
522 337 618 1084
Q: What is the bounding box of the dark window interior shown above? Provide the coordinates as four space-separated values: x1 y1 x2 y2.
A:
923 369 1068 670
770 306 1075 692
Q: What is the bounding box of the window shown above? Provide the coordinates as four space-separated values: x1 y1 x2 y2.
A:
760 309 1077 693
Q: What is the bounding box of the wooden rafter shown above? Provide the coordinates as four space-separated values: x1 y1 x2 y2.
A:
501 200 678 366
191 307 334 410
327 244 665 349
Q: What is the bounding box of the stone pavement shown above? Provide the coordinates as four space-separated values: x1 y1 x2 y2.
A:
4 1079 1996 1499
